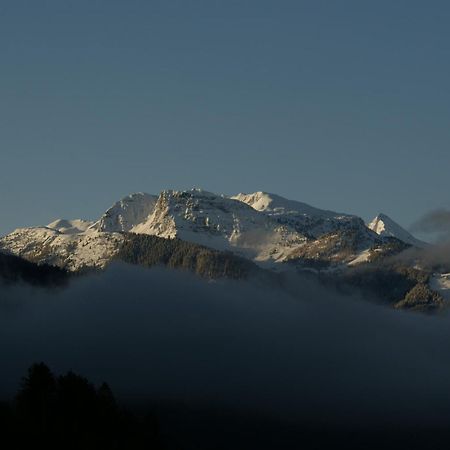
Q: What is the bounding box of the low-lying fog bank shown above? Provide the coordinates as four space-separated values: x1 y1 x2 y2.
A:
1 264 450 433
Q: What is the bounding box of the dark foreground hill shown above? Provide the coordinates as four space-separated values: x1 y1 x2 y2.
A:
0 363 161 450
0 252 67 287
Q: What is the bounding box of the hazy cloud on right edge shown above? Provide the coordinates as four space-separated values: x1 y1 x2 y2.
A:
411 208 450 242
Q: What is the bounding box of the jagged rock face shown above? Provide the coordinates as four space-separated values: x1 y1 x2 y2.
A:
132 189 307 261
91 193 158 233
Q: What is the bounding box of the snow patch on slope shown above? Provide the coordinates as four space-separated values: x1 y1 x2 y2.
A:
348 249 371 266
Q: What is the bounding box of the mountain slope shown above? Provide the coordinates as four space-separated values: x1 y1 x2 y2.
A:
368 213 427 248
90 192 158 232
232 191 370 240
285 227 382 267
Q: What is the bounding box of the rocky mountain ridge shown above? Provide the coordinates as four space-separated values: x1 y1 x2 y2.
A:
0 188 425 272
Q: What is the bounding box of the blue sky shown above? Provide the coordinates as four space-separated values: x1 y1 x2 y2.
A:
1 1 450 235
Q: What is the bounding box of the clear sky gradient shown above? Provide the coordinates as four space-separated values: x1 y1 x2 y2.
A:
1 0 449 235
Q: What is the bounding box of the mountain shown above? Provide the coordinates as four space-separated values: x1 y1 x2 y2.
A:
0 188 444 313
84 189 307 264
0 189 307 270
367 213 427 248
0 188 426 273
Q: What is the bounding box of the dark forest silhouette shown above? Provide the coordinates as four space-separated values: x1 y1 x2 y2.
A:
0 253 67 286
3 363 450 449
0 363 161 450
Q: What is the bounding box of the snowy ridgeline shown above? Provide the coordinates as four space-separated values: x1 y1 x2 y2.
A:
0 188 426 272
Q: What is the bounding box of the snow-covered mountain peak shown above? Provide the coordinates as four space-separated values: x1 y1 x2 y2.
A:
367 213 427 248
47 219 93 235
161 188 227 201
231 191 367 241
90 192 158 233
130 188 307 262
231 191 348 218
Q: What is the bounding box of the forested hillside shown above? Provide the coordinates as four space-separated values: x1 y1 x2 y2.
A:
116 233 259 280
